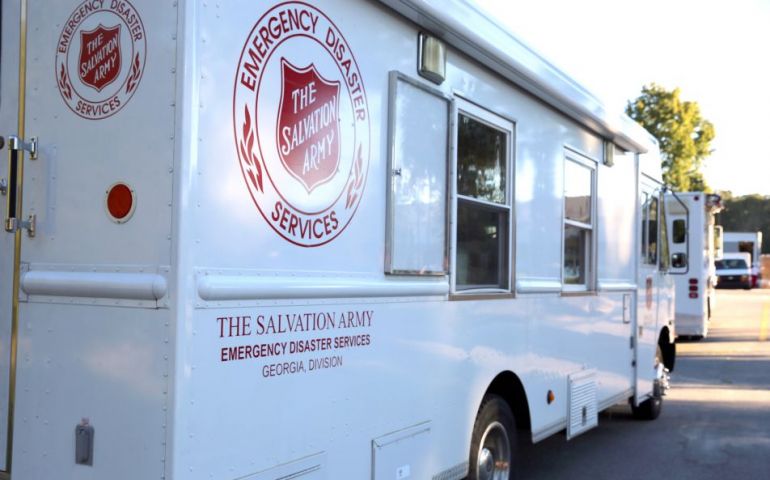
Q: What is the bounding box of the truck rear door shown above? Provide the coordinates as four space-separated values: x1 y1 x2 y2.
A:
2 2 176 478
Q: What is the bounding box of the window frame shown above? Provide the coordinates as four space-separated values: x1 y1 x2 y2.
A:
658 192 670 271
562 150 597 292
450 98 515 296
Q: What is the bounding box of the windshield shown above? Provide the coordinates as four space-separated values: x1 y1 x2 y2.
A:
715 259 748 270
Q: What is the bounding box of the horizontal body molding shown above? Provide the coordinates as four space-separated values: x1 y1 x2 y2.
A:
21 270 168 301
197 273 450 301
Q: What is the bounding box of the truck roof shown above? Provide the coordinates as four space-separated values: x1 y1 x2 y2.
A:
377 0 658 154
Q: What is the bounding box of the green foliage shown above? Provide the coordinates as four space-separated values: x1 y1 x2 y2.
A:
626 84 715 192
716 193 770 254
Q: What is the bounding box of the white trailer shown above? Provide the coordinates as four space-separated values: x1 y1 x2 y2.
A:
0 1 675 479
723 231 763 288
665 192 723 338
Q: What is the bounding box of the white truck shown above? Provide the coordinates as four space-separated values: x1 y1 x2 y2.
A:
665 192 723 339
723 231 763 288
0 1 675 479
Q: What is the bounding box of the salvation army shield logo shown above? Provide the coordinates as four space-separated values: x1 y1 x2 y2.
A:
79 24 121 92
234 2 370 247
55 0 146 120
277 59 341 193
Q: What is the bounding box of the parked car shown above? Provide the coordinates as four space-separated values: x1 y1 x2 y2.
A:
715 253 752 289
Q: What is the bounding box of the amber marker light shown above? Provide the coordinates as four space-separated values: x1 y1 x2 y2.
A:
547 390 555 404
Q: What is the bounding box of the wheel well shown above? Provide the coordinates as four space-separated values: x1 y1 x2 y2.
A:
483 371 531 431
658 326 676 372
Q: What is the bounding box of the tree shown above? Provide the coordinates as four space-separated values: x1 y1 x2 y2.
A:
626 84 715 192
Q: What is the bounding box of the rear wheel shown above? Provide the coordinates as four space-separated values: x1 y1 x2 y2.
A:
469 395 516 480
632 346 664 420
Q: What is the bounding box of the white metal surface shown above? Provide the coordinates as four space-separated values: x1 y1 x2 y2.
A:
0 1 675 478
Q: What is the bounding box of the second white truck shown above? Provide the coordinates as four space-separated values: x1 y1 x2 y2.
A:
666 192 723 338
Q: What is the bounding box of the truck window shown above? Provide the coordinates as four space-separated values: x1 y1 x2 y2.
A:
563 155 595 289
641 193 658 265
672 219 686 244
454 103 512 292
659 194 670 271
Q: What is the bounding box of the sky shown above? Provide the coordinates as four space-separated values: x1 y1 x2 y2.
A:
474 0 770 196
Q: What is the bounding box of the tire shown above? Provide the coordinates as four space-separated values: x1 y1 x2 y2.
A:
662 338 676 372
469 394 516 480
632 346 663 420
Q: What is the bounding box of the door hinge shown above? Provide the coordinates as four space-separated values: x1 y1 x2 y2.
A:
6 214 36 238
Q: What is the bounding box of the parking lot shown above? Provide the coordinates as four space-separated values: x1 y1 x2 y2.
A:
516 289 770 479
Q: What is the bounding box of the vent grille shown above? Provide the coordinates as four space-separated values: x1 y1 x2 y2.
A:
567 369 598 440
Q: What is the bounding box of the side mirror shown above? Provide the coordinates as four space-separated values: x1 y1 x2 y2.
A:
672 252 687 269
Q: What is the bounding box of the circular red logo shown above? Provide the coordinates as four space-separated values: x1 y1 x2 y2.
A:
233 2 370 247
56 0 147 120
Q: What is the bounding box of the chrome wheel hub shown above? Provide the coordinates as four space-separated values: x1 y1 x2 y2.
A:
476 421 511 480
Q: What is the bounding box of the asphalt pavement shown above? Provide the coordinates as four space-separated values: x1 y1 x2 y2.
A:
515 288 770 479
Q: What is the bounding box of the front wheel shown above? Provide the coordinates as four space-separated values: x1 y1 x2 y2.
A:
469 395 516 480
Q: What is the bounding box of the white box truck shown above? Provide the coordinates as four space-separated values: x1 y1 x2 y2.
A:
0 1 675 478
723 231 763 288
665 192 723 339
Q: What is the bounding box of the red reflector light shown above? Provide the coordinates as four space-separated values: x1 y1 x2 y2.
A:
689 285 698 292
689 278 698 285
689 292 698 299
106 183 135 223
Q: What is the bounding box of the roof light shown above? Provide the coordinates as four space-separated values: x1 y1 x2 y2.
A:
417 33 446 84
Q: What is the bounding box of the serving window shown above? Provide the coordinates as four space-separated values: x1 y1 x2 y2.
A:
384 72 450 275
452 100 513 294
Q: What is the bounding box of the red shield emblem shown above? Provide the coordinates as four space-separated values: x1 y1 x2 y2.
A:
79 24 122 92
277 59 341 192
